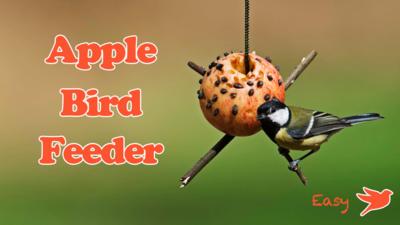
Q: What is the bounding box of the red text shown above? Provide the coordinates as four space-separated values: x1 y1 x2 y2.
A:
44 34 158 71
38 136 164 165
312 194 349 215
59 88 142 118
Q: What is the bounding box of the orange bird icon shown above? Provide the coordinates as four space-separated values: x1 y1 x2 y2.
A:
356 187 394 217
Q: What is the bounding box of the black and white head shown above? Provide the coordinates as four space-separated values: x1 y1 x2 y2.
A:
257 98 290 127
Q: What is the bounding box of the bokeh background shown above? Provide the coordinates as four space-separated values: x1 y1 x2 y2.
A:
1 0 399 224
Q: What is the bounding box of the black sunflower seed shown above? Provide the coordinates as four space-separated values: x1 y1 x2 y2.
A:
247 80 254 86
232 105 238 116
211 94 218 102
220 88 227 94
267 74 273 81
221 76 228 82
216 63 224 71
265 56 272 63
248 89 254 96
230 93 237 99
206 100 212 109
278 79 283 86
233 83 243 89
197 90 204 99
213 108 219 116
208 61 217 69
264 94 271 101
257 80 264 87
214 80 221 87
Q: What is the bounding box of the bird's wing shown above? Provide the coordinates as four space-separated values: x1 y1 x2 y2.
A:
357 193 372 203
287 107 350 139
305 111 351 137
363 187 378 196
286 106 315 139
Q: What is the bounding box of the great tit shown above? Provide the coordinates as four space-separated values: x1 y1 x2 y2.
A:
256 98 383 184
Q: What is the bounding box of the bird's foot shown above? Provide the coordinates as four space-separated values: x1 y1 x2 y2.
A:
288 160 300 171
288 160 307 185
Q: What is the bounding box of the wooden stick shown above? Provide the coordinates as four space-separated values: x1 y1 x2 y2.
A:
180 50 318 188
283 50 317 184
187 61 206 76
294 168 308 185
180 134 234 188
285 50 317 90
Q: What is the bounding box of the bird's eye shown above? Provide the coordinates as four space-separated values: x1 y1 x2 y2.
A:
270 108 276 113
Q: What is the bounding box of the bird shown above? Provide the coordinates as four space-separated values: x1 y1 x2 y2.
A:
256 98 383 184
356 187 393 216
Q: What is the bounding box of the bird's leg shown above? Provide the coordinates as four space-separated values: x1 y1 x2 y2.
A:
278 147 307 185
289 147 320 170
278 147 294 162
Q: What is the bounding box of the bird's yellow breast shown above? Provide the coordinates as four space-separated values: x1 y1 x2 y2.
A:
275 128 328 150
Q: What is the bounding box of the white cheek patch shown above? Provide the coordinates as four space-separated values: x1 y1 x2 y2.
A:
268 108 289 126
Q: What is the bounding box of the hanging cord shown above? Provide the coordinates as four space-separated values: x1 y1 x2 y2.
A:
244 0 250 74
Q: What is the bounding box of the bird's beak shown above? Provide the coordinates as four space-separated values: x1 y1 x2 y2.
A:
256 114 267 120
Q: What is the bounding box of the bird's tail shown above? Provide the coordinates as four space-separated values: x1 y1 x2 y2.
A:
360 205 373 217
342 113 383 125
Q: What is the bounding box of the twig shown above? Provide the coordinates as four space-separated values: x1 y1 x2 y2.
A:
180 51 318 188
284 50 317 90
187 61 206 76
180 134 234 188
294 168 308 185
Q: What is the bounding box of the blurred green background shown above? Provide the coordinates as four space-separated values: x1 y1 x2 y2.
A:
0 0 399 224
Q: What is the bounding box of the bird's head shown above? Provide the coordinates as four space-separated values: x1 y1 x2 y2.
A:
383 189 394 196
257 98 290 127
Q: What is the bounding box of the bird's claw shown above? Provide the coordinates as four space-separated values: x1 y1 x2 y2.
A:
287 160 307 185
288 160 300 171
